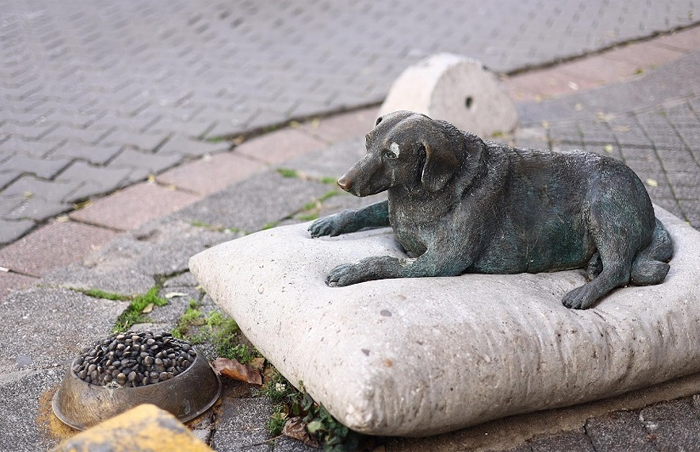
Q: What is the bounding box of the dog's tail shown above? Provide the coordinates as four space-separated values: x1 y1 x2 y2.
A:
631 218 674 285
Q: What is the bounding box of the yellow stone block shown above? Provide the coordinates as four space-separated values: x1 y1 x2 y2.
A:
51 404 213 452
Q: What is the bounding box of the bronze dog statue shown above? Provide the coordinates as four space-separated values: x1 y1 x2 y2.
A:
308 110 673 309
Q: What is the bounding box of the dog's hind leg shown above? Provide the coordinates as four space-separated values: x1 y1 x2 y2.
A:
631 218 673 285
562 202 639 309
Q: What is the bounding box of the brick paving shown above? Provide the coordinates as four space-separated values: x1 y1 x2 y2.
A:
1 2 700 451
514 49 700 229
2 0 699 244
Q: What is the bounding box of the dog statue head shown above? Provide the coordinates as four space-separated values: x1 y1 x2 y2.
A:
337 110 484 196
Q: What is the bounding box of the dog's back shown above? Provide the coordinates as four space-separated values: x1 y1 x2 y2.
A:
467 144 655 274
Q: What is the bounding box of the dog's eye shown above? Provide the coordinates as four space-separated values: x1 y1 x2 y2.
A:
383 150 398 159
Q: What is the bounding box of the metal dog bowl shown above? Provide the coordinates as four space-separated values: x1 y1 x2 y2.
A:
53 346 221 430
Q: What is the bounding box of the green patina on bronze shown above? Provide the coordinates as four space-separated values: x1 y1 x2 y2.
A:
309 110 673 310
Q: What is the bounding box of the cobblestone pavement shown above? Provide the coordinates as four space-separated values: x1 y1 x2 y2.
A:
515 50 700 229
1 0 699 244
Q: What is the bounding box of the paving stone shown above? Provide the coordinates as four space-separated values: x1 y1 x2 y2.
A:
6 196 70 221
1 122 58 140
42 124 112 145
156 133 228 158
107 147 181 174
505 67 600 101
0 271 37 302
0 192 25 216
503 444 533 452
2 0 699 243
210 397 273 452
0 218 34 245
2 175 80 203
280 138 365 182
100 129 168 151
675 125 700 147
163 271 199 288
70 182 201 231
149 117 216 138
585 411 657 452
519 51 700 126
652 26 700 51
175 170 331 233
143 287 202 329
56 160 132 202
602 43 686 69
0 153 72 179
297 108 379 144
44 219 226 298
556 55 641 85
680 200 700 228
0 287 124 373
0 169 21 190
0 369 64 452
637 399 700 451
235 128 327 165
156 152 266 195
0 219 116 276
48 142 125 165
529 429 595 452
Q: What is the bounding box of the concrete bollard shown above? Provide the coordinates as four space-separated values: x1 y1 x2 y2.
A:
379 53 519 138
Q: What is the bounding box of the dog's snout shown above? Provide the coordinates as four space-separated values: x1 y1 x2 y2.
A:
337 175 353 192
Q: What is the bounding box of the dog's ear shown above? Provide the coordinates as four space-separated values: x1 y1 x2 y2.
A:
421 134 459 192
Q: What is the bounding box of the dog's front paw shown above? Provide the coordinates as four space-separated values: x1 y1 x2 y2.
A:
562 285 597 310
326 263 366 287
308 214 344 238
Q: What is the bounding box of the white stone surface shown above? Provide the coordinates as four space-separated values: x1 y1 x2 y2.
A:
189 207 700 437
379 53 519 138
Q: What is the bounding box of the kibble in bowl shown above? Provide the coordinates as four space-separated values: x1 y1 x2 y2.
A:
52 331 221 430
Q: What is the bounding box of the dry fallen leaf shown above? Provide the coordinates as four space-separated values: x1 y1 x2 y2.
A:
141 303 154 314
212 357 263 385
283 417 321 448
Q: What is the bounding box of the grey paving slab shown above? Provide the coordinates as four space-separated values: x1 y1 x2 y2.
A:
279 138 366 181
174 171 333 233
47 142 124 165
0 153 72 179
210 396 274 452
529 429 595 452
584 411 657 452
6 196 70 221
0 369 64 452
0 218 34 245
0 287 123 374
46 218 229 295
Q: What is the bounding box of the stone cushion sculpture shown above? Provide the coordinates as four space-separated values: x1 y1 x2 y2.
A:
189 111 699 437
309 110 673 309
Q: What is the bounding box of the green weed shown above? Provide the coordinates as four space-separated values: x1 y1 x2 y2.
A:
276 168 299 178
113 287 169 332
72 287 132 301
261 367 360 451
